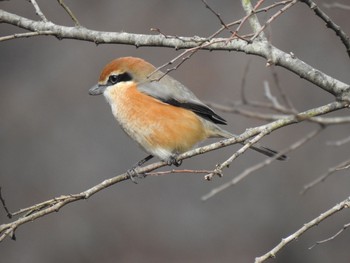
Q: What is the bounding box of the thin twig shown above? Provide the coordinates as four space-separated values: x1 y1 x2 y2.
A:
255 197 350 262
148 48 200 81
206 1 293 40
335 163 350 171
301 158 350 194
250 0 298 41
148 36 231 80
201 0 234 34
206 101 350 124
202 126 324 200
28 0 48 22
0 31 55 42
323 2 350 11
57 0 80 26
240 60 251 104
145 169 213 176
204 131 268 181
309 222 350 249
263 81 284 110
241 0 265 38
270 66 296 110
300 0 350 57
327 135 350 146
0 187 12 219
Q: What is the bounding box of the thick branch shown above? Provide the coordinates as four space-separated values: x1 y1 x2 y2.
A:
0 10 349 100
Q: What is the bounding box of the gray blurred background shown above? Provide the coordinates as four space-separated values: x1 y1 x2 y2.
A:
1 0 350 262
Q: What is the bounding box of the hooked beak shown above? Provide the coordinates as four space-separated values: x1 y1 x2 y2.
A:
89 84 107 96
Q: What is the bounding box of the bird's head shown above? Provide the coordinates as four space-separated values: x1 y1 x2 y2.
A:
89 57 156 96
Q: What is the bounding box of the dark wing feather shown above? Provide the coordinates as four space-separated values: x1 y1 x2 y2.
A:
157 98 227 125
137 77 227 125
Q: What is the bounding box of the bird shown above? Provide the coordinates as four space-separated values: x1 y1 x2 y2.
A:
89 57 286 171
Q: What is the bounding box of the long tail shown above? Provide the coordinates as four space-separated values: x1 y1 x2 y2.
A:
249 145 287 161
214 128 287 161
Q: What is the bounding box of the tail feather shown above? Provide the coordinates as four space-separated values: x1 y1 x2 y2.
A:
214 127 287 161
250 145 287 161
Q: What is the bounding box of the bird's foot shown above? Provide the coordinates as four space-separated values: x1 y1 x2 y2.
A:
166 155 182 167
127 155 154 183
127 167 146 184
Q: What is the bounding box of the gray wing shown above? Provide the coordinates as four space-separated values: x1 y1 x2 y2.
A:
137 74 227 125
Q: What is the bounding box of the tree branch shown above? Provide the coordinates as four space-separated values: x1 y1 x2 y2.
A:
0 10 349 100
301 158 350 194
309 222 350 249
57 0 80 26
0 31 55 42
202 125 324 200
28 0 48 22
255 196 350 263
1 100 347 242
300 0 350 57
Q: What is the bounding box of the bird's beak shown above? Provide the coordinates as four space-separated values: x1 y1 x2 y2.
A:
89 84 106 96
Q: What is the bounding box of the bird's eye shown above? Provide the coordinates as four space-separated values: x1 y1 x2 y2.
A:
107 72 132 85
108 75 119 84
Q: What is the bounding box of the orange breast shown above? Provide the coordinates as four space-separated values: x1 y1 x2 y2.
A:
105 83 208 156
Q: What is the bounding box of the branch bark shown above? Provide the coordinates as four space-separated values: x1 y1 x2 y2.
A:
255 196 350 263
1 100 347 242
0 9 349 100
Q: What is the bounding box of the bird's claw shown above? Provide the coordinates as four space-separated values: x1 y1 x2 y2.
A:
166 156 182 167
127 167 145 184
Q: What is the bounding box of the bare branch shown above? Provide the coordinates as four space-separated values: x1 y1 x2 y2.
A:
335 162 350 171
327 135 350 146
301 158 350 194
255 197 350 263
0 10 349 100
0 187 12 219
57 0 80 26
309 222 350 249
28 0 48 22
206 100 350 124
0 31 55 42
201 100 348 181
270 66 296 110
323 2 350 10
204 130 268 181
250 0 298 41
206 1 294 40
202 126 324 201
240 60 251 104
300 0 350 57
145 169 213 176
241 0 266 38
0 173 128 242
263 81 284 110
1 99 344 242
201 0 234 34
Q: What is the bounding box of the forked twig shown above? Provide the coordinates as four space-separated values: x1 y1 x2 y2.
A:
300 0 350 57
250 0 298 41
255 197 350 262
202 126 324 200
